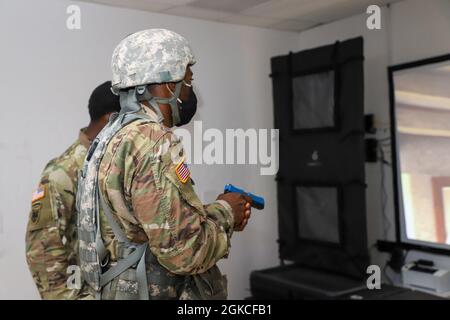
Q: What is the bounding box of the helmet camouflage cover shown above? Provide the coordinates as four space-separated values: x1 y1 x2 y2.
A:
111 29 196 94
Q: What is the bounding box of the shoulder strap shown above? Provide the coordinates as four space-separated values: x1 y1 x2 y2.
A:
77 111 152 295
97 168 149 300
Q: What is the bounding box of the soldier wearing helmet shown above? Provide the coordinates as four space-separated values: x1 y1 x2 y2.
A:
77 29 251 300
25 81 120 299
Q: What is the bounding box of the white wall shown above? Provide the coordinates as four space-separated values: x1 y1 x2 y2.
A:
296 0 450 279
0 0 299 299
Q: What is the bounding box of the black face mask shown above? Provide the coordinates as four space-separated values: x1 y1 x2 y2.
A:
176 87 197 126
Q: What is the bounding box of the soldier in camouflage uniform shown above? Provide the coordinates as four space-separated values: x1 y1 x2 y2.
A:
25 81 121 299
78 29 252 300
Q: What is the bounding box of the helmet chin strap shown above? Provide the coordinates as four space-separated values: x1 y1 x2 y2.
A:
119 87 142 114
119 82 183 126
155 81 183 126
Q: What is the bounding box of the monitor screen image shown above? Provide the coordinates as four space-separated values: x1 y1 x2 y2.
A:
391 57 450 250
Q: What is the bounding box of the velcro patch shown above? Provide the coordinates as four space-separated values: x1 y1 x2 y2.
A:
175 158 190 184
32 185 45 203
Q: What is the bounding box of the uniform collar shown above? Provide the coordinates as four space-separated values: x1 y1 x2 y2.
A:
140 103 164 124
78 128 91 149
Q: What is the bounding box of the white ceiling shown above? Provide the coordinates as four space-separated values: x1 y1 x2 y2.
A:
77 0 399 32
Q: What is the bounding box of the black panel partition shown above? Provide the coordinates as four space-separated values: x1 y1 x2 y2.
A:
271 37 369 279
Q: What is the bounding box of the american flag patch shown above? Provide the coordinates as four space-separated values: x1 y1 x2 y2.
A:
32 185 45 202
175 158 190 184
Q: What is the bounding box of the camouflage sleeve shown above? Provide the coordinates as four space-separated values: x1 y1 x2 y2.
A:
128 132 235 275
25 177 78 299
203 200 234 251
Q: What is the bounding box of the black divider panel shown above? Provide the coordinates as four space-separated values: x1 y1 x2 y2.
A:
271 37 369 279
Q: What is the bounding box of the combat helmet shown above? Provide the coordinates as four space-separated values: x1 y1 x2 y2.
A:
111 29 196 125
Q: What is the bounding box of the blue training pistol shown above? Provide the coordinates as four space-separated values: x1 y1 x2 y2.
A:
224 184 265 210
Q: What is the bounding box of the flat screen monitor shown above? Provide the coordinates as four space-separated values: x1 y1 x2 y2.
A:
390 54 450 252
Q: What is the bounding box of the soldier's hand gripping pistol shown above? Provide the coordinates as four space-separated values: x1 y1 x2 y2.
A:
223 184 265 210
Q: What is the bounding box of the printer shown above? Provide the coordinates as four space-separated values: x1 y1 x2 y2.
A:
402 260 450 295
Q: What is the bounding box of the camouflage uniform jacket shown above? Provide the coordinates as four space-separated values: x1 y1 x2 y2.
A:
98 105 235 299
25 129 92 299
